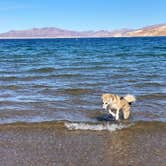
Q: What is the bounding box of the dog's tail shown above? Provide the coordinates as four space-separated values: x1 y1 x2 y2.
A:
124 94 136 104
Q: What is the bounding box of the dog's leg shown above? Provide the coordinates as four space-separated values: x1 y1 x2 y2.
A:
115 109 120 120
123 108 130 119
109 109 116 117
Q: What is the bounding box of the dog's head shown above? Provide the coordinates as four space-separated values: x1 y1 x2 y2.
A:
101 93 114 109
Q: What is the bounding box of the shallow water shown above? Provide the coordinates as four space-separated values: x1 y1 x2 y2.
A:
0 37 166 127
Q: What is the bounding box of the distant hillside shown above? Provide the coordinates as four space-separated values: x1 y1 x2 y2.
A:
0 27 130 38
0 23 166 38
126 23 166 37
0 27 81 38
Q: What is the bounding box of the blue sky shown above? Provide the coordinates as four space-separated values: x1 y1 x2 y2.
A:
0 0 166 32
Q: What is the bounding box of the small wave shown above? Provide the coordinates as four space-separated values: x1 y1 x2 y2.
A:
0 76 18 81
0 120 165 132
29 67 55 73
65 122 131 131
138 93 166 100
0 85 23 90
134 82 164 88
62 88 94 95
55 73 82 78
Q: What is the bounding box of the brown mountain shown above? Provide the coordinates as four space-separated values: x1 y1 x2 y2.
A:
0 23 166 38
0 27 129 38
126 23 166 37
0 27 81 38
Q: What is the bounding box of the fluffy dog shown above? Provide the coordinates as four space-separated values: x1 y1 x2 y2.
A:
102 94 136 120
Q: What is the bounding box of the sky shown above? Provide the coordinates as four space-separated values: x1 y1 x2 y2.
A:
0 0 166 33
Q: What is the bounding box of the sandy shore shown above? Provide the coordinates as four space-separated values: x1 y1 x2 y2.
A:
0 122 165 166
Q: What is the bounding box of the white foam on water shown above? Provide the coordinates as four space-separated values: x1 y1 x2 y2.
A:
65 122 131 131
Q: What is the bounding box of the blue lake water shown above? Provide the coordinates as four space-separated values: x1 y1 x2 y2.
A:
0 37 165 124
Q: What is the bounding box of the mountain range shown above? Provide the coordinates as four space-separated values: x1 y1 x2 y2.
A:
0 23 166 38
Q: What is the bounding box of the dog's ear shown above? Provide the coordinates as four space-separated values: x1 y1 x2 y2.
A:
101 94 105 99
101 93 106 98
101 94 103 99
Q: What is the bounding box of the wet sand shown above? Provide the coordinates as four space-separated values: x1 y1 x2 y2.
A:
0 122 165 166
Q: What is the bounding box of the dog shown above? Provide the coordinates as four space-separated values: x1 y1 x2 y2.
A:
102 94 136 120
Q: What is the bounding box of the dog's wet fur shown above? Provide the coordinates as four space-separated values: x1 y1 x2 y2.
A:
102 94 136 120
